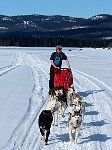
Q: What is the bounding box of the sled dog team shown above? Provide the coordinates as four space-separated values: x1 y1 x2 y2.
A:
38 85 86 145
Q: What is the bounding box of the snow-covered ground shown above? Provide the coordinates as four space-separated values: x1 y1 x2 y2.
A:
0 47 112 150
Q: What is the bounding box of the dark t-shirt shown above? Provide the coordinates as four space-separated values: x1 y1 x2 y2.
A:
50 52 67 67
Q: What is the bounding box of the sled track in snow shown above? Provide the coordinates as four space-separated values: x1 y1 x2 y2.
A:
0 65 21 77
0 54 21 77
2 53 50 150
2 52 112 150
37 64 112 149
71 70 112 150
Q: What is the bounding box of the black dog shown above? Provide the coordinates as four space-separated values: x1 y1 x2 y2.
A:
38 110 53 145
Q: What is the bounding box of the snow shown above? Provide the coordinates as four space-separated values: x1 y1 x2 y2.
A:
91 15 106 20
102 37 112 40
65 48 112 88
64 26 88 30
0 53 14 69
22 20 36 28
23 21 30 25
0 66 34 148
45 18 50 21
0 47 112 150
0 27 8 30
2 17 13 21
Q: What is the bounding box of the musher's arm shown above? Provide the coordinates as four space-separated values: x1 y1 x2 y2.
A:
65 59 71 70
50 60 60 69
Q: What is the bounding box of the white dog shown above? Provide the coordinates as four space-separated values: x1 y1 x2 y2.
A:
48 89 67 125
46 98 59 126
67 84 75 106
51 87 67 117
68 111 82 144
72 95 86 120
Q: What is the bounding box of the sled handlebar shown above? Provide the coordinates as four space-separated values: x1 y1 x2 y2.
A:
61 68 71 72
54 68 72 74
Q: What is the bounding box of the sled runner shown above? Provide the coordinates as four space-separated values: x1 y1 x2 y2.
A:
54 68 73 91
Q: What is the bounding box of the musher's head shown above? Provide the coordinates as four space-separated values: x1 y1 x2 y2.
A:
56 45 62 54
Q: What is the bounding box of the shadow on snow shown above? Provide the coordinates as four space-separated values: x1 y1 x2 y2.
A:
77 89 105 97
79 134 111 144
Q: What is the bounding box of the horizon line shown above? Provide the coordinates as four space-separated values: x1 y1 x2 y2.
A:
0 13 112 19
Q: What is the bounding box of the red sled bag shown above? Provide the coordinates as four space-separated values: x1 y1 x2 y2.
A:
54 68 73 91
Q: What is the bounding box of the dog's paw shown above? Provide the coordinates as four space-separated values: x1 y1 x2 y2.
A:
70 140 77 144
45 142 48 145
70 140 74 144
55 124 58 126
74 140 77 144
41 136 45 142
70 139 74 143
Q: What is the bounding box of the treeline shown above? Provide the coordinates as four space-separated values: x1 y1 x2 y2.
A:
0 36 112 47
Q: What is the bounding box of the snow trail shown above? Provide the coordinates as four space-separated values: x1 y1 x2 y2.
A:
36 56 112 150
1 51 112 150
2 53 49 150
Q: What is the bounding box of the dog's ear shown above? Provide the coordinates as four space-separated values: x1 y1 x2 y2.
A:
73 95 76 99
83 101 87 106
74 111 77 115
79 101 82 105
56 87 59 90
51 88 55 94
70 84 74 88
53 87 56 91
69 112 72 116
68 112 72 119
61 86 64 91
80 96 83 100
68 112 72 121
79 114 82 117
74 93 78 98
56 98 58 102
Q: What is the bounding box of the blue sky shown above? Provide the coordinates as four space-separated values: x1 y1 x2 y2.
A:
0 0 112 18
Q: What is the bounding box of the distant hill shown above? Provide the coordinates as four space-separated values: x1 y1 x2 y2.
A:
0 14 112 38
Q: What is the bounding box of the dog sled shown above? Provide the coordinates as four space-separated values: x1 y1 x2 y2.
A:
54 68 73 91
